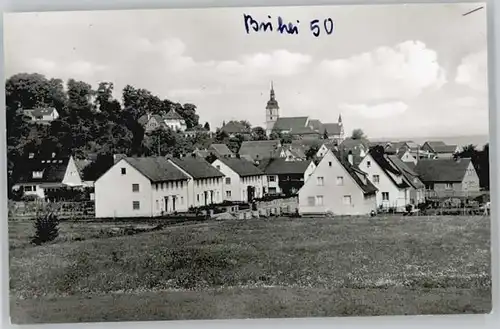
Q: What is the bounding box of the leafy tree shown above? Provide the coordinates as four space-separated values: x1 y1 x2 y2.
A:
305 145 319 160
31 212 59 246
180 103 200 129
323 129 329 140
251 126 267 141
269 129 282 141
82 154 115 182
351 129 366 140
204 122 210 131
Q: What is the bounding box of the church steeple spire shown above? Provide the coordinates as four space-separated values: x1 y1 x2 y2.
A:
338 113 342 125
270 81 275 100
265 81 279 136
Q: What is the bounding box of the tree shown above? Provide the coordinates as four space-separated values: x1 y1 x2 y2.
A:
180 103 200 129
323 129 329 140
305 145 319 160
31 212 59 246
251 126 267 141
269 129 282 141
351 129 366 140
204 122 210 131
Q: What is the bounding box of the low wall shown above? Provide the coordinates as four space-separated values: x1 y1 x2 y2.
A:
254 196 299 217
8 201 95 220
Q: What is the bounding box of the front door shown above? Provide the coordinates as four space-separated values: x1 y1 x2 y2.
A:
172 196 176 212
247 186 255 202
164 196 169 213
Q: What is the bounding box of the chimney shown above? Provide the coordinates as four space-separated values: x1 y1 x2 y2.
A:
348 151 353 166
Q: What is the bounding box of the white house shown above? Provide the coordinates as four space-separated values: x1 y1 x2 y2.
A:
94 157 191 218
164 109 187 131
298 149 377 215
358 149 424 211
212 158 266 202
316 143 332 158
13 154 83 199
23 107 59 123
169 156 225 207
398 149 418 165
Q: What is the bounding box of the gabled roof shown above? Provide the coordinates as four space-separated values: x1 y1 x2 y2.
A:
208 143 234 157
164 109 185 121
330 150 378 195
138 113 165 126
322 123 342 135
124 157 190 182
308 119 323 131
289 126 321 135
75 159 93 180
217 158 264 177
367 149 409 189
15 156 71 184
273 117 308 131
433 144 458 154
24 107 57 117
239 140 281 161
387 155 425 189
291 139 323 149
221 121 250 134
170 157 224 179
414 158 472 183
258 158 313 175
340 138 369 152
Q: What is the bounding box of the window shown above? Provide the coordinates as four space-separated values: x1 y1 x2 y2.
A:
342 195 352 205
32 171 43 179
225 177 231 185
132 184 139 192
329 161 332 167
367 161 371 168
197 181 200 187
445 183 453 190
317 177 324 186
161 183 165 190
121 168 126 175
307 196 315 206
268 175 276 182
226 191 232 198
132 201 140 210
382 192 389 201
216 165 221 170
336 176 344 186
373 175 380 184
316 195 324 206
175 181 179 188
155 184 159 191
24 186 33 192
197 194 200 202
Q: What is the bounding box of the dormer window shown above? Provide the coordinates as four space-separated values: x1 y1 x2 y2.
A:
28 153 34 159
32 171 43 179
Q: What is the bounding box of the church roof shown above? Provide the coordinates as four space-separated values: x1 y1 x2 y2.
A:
322 123 342 135
273 116 309 132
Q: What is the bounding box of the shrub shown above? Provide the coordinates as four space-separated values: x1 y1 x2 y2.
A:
31 212 60 245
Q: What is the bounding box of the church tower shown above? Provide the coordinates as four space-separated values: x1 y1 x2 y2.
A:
338 113 345 142
265 81 280 136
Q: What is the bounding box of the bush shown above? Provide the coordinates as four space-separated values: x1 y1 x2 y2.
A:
31 212 60 245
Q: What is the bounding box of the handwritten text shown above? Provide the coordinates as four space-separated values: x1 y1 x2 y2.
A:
243 14 335 37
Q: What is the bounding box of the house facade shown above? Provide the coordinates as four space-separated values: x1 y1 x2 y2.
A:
259 158 316 195
358 150 413 212
414 158 481 198
23 107 60 123
298 150 377 215
398 149 418 165
421 141 459 159
212 158 266 202
138 109 187 133
13 154 83 199
239 140 281 163
94 157 191 218
169 157 225 207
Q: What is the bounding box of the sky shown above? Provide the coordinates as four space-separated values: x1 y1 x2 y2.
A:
3 3 488 139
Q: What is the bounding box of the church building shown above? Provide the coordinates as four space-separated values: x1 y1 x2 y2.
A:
264 82 345 144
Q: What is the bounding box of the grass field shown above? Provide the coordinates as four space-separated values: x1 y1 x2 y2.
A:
9 215 492 323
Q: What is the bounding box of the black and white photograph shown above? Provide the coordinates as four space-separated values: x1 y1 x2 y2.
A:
3 2 491 324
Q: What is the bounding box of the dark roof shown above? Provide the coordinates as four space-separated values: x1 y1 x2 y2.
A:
290 126 321 135
170 157 224 179
433 144 458 154
15 156 71 184
331 150 377 195
368 149 409 188
75 160 93 180
308 119 323 131
208 143 234 157
221 121 250 134
239 140 281 161
218 158 264 177
414 158 472 183
24 107 57 117
291 139 323 149
387 155 425 189
322 123 342 135
273 117 308 131
164 109 184 120
259 158 313 175
124 157 190 182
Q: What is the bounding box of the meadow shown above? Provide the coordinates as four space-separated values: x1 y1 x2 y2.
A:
9 215 491 323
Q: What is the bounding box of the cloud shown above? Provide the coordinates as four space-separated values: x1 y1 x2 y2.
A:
318 40 447 101
340 101 409 119
455 49 487 93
